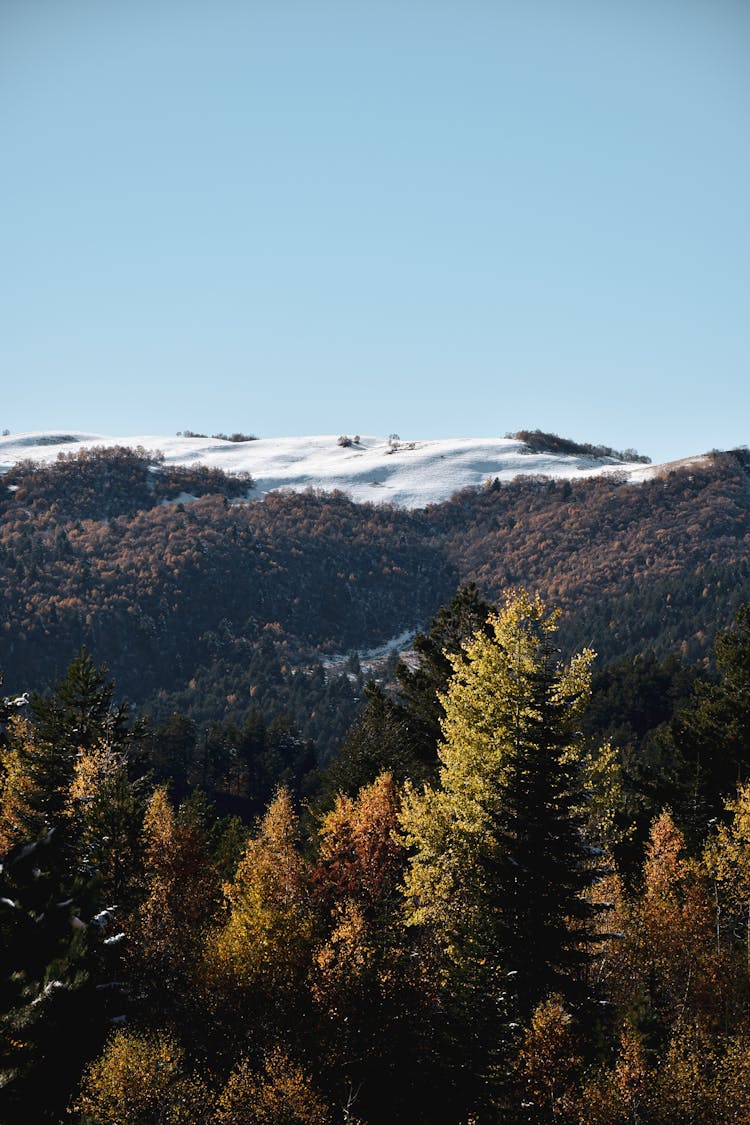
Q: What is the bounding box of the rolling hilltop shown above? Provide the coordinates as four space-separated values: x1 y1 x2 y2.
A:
1 428 665 509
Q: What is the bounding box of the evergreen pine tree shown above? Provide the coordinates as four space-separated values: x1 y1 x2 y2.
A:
18 650 134 840
400 591 604 1114
323 585 493 802
395 581 494 762
670 602 750 832
0 655 144 1122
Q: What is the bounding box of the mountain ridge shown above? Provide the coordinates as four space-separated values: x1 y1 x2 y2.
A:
0 430 710 509
1 439 749 758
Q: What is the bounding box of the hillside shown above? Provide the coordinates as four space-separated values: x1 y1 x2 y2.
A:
434 448 750 662
1 438 749 759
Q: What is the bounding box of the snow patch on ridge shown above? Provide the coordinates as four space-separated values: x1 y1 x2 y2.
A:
0 430 694 510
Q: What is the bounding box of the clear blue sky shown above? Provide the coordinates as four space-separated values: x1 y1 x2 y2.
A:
2 1 748 463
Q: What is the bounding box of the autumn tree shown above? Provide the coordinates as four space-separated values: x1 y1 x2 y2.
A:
312 774 432 1122
649 1020 719 1123
315 772 406 916
204 788 315 1049
513 995 582 1122
126 788 220 1032
703 782 750 1025
0 716 37 855
623 811 722 1042
73 1029 213 1125
578 1022 648 1125
215 1048 332 1125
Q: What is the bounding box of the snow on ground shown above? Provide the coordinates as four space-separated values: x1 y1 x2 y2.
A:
321 627 418 672
0 431 703 510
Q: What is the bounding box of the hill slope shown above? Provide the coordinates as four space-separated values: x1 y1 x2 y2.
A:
1 436 748 758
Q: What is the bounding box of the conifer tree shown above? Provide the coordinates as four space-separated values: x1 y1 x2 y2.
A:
321 682 413 801
394 582 494 766
400 590 603 1107
16 650 137 843
324 584 493 801
671 602 750 829
0 655 144 1122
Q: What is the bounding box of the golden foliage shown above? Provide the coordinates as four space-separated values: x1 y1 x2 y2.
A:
311 898 374 1025
142 786 176 874
127 788 220 1003
215 1048 331 1125
706 782 750 967
0 717 36 853
714 1034 750 1123
205 788 314 995
578 1024 648 1124
650 1021 718 1124
73 1029 212 1125
514 996 582 1121
637 811 722 1026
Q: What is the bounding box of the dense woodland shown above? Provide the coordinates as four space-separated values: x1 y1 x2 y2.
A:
2 445 750 750
432 448 750 663
2 589 750 1122
2 444 750 1120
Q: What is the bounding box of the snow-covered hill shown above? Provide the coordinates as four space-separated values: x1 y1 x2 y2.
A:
0 431 706 509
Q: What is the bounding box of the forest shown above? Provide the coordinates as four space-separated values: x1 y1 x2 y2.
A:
2 446 750 1120
2 582 750 1122
2 444 750 760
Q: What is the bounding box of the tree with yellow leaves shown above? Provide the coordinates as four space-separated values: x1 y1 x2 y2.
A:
0 715 37 855
707 781 750 970
215 1047 332 1125
73 1028 213 1125
204 788 315 1041
635 810 722 1031
312 774 433 1123
513 995 582 1122
126 787 220 1030
578 1021 648 1125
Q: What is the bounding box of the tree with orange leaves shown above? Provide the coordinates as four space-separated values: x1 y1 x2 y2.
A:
312 774 432 1123
126 787 220 1029
514 995 583 1122
638 810 722 1029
